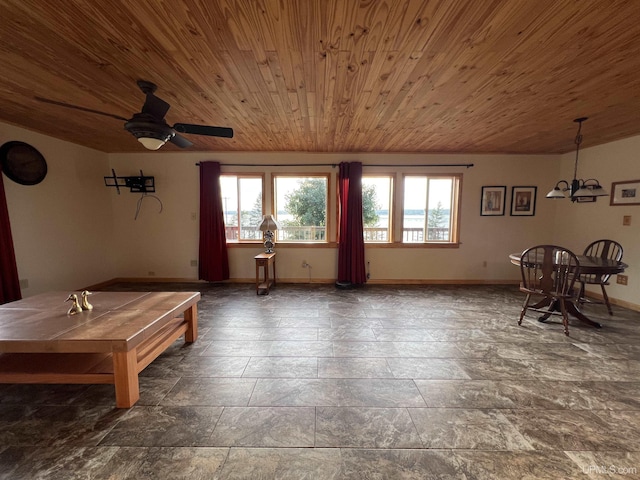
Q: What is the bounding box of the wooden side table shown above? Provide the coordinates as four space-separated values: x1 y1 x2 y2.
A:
254 252 276 294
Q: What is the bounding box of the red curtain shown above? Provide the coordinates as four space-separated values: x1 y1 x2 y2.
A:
0 166 21 303
198 161 230 281
337 162 366 285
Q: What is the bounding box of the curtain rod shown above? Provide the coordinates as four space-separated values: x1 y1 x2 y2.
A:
195 162 474 168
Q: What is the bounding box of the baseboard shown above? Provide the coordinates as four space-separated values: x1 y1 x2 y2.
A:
583 291 640 313
365 279 519 285
81 277 207 290
84 277 638 312
85 277 519 287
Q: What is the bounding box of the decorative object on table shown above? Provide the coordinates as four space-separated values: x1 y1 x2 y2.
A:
480 186 506 216
546 117 608 202
258 214 281 253
610 180 640 206
81 290 93 311
0 141 48 186
510 186 537 216
65 294 83 315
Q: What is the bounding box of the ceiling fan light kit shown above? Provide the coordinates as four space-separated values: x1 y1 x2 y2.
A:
36 80 233 151
137 137 169 150
124 117 174 150
546 117 608 202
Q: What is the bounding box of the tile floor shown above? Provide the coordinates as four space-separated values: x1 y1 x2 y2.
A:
1 283 640 479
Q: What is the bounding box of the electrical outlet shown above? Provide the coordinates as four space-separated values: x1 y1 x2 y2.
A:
623 215 631 226
617 274 628 285
148 271 156 277
302 260 309 268
190 260 198 267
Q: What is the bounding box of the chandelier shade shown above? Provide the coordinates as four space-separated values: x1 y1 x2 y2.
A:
546 118 608 201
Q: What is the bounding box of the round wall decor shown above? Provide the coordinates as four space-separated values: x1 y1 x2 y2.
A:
0 141 48 186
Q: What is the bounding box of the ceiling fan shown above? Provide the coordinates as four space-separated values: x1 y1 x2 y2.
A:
35 80 233 150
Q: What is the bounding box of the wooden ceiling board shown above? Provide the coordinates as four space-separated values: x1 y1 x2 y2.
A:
1 0 640 154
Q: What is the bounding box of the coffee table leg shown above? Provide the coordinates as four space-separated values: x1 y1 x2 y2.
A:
113 349 140 408
184 304 198 343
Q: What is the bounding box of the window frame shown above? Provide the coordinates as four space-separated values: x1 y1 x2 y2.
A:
400 173 462 246
220 173 265 243
272 173 331 244
362 174 395 243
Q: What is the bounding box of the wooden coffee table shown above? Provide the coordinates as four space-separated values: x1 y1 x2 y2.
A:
0 291 200 407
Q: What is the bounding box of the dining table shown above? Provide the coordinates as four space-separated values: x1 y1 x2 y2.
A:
509 252 628 328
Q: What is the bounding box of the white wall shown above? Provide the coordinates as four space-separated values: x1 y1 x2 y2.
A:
1 123 115 295
551 135 640 307
3 119 637 308
108 151 559 284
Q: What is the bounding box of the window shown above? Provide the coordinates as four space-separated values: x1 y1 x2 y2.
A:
362 176 393 242
402 175 461 244
273 175 328 242
220 175 263 242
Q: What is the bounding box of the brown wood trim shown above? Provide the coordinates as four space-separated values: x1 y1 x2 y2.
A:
136 319 189 373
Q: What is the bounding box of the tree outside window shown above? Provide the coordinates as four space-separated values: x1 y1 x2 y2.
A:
274 176 328 242
362 176 391 242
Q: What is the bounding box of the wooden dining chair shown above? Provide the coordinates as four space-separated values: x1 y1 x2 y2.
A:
578 239 623 315
518 245 581 336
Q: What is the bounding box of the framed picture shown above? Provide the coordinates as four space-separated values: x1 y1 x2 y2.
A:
610 180 640 206
481 186 506 216
510 186 537 216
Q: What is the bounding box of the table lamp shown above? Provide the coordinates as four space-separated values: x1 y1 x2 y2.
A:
258 214 280 253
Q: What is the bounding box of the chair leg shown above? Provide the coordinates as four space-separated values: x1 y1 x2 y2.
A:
578 281 586 304
601 284 613 315
519 294 530 325
559 299 570 336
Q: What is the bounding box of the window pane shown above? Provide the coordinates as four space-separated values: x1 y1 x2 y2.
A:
403 177 427 243
403 176 457 243
274 176 327 242
238 178 263 240
363 176 392 242
427 178 452 241
220 175 263 242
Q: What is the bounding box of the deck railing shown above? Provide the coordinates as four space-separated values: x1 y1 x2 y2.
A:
225 226 326 242
226 226 449 242
364 227 450 242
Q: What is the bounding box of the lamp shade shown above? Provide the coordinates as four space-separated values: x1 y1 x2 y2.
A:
546 188 567 199
589 184 609 197
572 186 596 198
258 214 280 232
138 137 167 150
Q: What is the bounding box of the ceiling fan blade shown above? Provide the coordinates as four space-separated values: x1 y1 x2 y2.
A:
173 123 234 138
141 93 170 120
34 96 128 121
169 133 193 148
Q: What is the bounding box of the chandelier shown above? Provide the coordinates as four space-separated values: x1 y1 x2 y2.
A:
546 117 608 201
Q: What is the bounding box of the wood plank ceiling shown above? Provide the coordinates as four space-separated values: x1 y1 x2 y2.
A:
1 0 640 154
